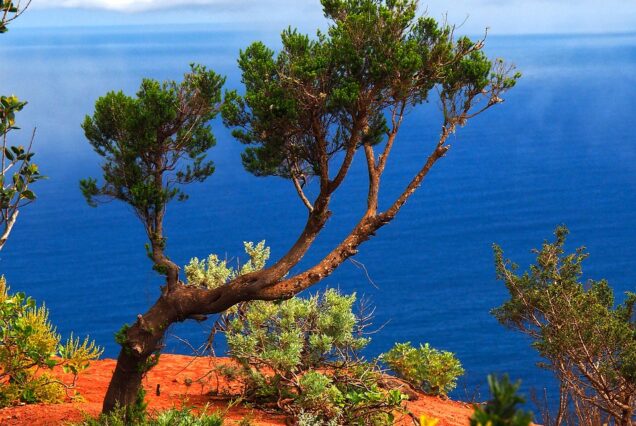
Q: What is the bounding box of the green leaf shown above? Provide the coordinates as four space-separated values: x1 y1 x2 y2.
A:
20 190 35 200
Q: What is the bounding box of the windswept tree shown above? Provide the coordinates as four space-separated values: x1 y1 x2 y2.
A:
82 0 520 413
493 227 636 426
0 0 43 250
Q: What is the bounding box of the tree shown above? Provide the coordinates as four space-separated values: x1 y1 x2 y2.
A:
80 64 224 286
493 227 636 426
0 0 43 250
83 0 519 413
81 64 225 412
1 0 30 33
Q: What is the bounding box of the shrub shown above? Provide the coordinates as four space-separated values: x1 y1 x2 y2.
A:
0 277 102 407
493 226 636 425
219 289 408 424
470 375 532 426
296 410 339 426
382 342 464 397
185 241 270 290
153 407 224 426
76 406 224 426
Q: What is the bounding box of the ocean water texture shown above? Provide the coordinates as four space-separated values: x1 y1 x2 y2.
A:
1 26 635 400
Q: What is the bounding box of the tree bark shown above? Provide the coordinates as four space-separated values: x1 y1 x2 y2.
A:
102 283 247 412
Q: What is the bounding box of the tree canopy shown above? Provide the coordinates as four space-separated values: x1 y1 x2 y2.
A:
81 64 225 279
0 0 42 250
223 0 518 197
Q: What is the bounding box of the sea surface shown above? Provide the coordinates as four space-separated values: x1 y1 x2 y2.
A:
1 26 635 406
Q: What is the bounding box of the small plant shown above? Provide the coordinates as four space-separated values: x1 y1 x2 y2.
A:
470 375 532 426
382 342 464 397
236 413 255 426
296 410 339 426
75 405 224 426
219 289 408 423
185 241 270 290
154 406 224 426
0 277 102 407
419 414 440 426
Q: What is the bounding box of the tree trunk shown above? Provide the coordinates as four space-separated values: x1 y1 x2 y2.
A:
101 279 250 413
102 350 147 412
102 290 188 413
619 408 633 426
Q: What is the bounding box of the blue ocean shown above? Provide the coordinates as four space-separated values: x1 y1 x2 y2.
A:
1 26 635 403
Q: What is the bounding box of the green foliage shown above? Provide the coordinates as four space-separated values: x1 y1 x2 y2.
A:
0 95 26 135
0 277 102 407
89 388 148 425
296 410 339 426
75 405 224 426
0 95 44 249
0 0 24 33
493 227 636 422
1 1 42 249
220 289 407 423
153 407 224 426
223 0 519 180
81 64 224 211
226 290 369 372
80 64 225 275
114 323 131 347
141 351 161 374
59 333 104 378
470 375 532 426
382 342 464 397
129 388 149 424
185 241 270 289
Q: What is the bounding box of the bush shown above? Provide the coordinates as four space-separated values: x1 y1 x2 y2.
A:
75 406 224 426
0 277 102 407
382 342 464 397
219 289 408 424
470 375 532 426
185 241 270 290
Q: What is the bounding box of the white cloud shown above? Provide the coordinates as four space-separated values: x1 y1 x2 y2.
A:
33 0 314 13
23 0 636 34
54 0 245 12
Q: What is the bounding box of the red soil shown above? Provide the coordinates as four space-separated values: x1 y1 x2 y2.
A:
0 355 474 425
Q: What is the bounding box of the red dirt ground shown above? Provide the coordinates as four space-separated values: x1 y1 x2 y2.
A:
0 355 474 425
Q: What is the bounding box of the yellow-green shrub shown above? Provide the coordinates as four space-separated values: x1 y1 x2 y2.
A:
382 342 464 397
0 277 102 407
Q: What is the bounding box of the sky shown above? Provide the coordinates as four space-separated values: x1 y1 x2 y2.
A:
12 0 636 35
